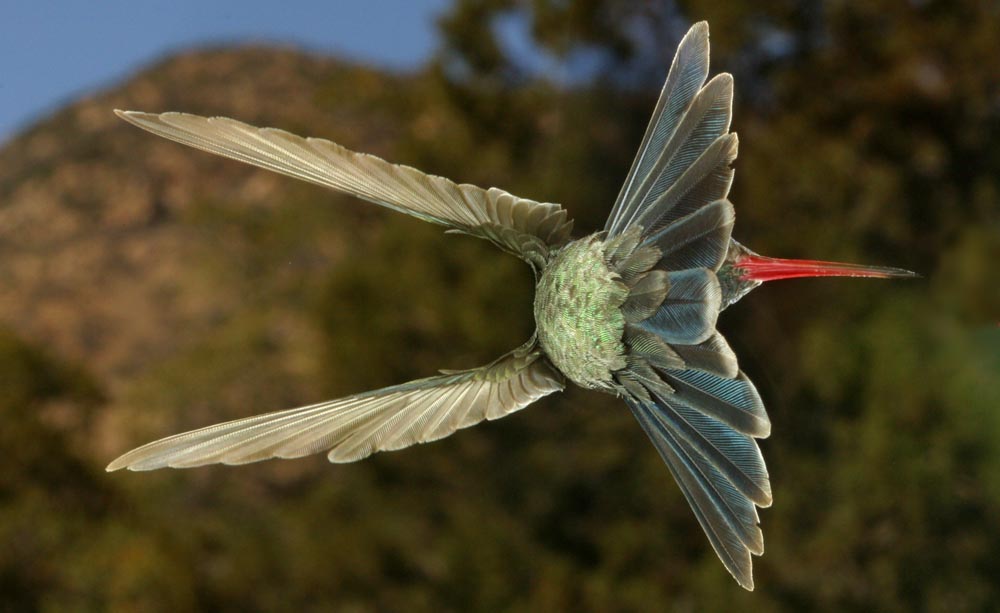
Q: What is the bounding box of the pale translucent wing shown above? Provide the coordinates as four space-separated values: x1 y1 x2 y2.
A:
605 21 711 236
116 110 573 260
107 345 563 471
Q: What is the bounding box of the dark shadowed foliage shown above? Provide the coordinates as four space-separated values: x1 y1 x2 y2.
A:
0 0 997 610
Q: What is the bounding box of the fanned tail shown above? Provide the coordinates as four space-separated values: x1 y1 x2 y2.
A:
607 253 771 590
603 215 769 589
598 21 769 588
624 372 769 590
602 18 913 591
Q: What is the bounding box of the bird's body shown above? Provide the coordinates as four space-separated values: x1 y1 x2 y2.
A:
534 235 629 390
108 22 914 590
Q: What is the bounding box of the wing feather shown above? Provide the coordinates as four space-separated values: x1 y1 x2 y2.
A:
644 198 735 272
628 397 761 590
107 344 563 471
606 22 710 235
625 376 769 590
605 21 738 248
116 110 573 262
622 73 733 232
636 268 722 345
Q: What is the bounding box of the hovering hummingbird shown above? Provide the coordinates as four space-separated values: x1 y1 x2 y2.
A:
107 22 914 589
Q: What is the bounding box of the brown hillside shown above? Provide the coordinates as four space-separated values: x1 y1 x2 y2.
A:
0 48 419 387
2 5 998 606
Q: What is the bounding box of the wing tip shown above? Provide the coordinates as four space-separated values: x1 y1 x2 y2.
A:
105 455 138 472
115 109 165 129
114 108 144 124
680 21 710 59
690 20 710 36
726 130 739 151
736 571 755 591
757 486 774 509
757 418 773 440
707 72 735 92
106 454 149 472
115 109 213 125
114 109 160 119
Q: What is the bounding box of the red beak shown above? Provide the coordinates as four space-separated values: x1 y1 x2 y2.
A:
736 253 919 283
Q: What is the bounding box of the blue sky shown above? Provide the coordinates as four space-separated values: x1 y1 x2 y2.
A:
0 0 449 143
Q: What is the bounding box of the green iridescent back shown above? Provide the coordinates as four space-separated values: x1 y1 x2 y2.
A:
533 236 628 390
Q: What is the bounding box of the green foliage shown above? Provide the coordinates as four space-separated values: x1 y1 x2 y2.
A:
2 0 998 610
315 217 535 394
0 330 113 612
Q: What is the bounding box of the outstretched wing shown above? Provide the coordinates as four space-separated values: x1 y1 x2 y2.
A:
605 21 736 239
107 341 563 471
623 368 770 591
604 22 767 589
116 110 573 265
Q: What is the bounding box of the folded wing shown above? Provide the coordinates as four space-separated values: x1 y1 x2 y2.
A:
604 21 736 240
606 22 771 590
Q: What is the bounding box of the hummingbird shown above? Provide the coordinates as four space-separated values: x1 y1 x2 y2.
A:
107 22 914 590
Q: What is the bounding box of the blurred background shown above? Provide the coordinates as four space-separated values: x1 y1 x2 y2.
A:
1 0 998 610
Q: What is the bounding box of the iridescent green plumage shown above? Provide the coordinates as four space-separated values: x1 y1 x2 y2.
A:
108 20 766 590
534 237 628 390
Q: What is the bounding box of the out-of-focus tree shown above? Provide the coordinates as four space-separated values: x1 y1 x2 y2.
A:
0 0 997 610
402 0 1000 609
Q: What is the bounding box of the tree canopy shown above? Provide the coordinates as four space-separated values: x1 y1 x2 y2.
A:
0 1 997 610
